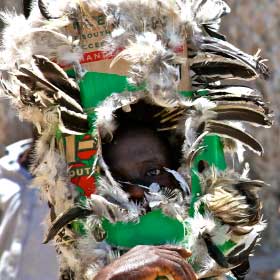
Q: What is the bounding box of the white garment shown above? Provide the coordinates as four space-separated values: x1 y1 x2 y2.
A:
0 143 59 280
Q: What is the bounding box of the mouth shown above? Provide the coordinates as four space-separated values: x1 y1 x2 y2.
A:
115 168 191 213
117 167 190 200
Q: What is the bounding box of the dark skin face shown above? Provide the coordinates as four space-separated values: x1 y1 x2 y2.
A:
96 126 196 280
103 126 179 200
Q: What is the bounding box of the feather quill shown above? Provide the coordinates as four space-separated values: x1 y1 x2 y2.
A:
194 36 270 80
33 55 81 103
205 120 264 155
213 105 272 127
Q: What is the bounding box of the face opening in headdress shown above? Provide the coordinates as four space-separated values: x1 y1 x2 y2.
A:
99 97 191 206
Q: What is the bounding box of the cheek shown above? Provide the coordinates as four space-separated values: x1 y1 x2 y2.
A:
124 185 145 200
110 162 140 182
145 174 179 190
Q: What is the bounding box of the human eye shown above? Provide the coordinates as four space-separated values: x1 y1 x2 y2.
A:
146 168 161 176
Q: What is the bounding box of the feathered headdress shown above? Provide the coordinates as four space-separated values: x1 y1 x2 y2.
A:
0 0 272 279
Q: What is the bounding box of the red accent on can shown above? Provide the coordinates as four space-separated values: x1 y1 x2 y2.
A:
77 150 97 160
71 176 96 197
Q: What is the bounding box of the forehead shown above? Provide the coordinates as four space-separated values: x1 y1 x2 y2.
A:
110 128 169 161
104 128 172 180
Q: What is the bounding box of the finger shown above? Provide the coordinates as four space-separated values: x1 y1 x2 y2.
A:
158 252 197 280
156 245 192 258
120 246 154 262
128 245 151 255
116 258 185 280
159 258 189 280
170 259 197 280
128 245 191 255
158 248 184 259
126 246 191 264
181 263 198 280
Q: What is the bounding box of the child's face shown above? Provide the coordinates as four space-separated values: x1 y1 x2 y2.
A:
104 127 179 200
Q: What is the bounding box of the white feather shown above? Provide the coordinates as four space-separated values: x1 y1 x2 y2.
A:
164 167 191 194
95 97 118 140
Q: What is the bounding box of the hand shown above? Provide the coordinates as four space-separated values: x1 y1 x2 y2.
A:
94 245 197 280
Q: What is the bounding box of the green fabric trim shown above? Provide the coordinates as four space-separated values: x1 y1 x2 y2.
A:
219 239 237 254
102 209 185 248
79 72 144 109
